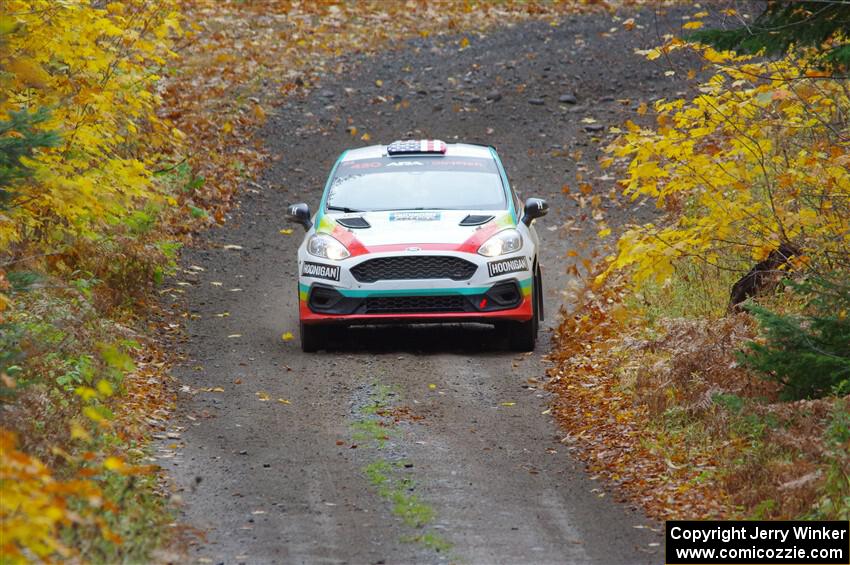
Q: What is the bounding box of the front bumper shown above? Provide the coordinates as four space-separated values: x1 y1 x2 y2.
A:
296 250 534 325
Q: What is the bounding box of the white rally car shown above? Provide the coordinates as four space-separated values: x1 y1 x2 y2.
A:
287 140 548 352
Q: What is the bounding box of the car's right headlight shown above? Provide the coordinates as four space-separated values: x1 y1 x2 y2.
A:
307 234 350 260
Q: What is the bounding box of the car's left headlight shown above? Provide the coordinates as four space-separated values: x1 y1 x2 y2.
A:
307 234 350 260
477 229 523 257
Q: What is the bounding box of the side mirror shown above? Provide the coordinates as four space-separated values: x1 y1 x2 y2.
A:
287 203 312 230
521 197 548 226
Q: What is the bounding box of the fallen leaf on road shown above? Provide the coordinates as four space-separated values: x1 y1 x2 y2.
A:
223 244 243 250
500 402 516 407
279 228 293 235
227 334 242 338
277 398 290 405
215 312 230 317
211 281 223 286
256 391 270 401
428 383 437 390
281 332 294 341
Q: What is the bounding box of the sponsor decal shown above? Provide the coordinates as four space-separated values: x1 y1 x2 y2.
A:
389 211 441 222
345 161 382 170
302 261 340 281
488 256 528 277
336 156 497 174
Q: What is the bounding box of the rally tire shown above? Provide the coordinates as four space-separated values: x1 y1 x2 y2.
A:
300 322 325 353
507 268 540 352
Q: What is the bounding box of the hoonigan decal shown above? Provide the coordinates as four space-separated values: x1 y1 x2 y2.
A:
488 256 528 277
301 261 340 281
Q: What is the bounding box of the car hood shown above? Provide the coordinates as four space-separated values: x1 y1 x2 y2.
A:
323 210 514 247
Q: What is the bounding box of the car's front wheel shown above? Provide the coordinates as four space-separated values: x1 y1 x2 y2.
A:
505 267 540 352
300 322 326 353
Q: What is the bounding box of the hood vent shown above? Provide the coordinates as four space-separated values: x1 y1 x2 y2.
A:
459 214 495 226
336 216 371 229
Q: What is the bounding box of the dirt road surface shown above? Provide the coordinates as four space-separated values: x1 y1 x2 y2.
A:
164 10 685 564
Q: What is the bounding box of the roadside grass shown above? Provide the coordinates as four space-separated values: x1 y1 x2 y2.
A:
365 461 435 528
548 258 849 521
626 260 740 323
353 384 452 555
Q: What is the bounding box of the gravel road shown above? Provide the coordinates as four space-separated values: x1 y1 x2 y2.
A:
165 9 687 564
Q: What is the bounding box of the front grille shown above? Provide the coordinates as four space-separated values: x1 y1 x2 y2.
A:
351 256 477 283
364 295 467 314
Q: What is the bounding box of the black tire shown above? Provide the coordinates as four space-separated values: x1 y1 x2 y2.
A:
507 268 540 352
300 322 325 353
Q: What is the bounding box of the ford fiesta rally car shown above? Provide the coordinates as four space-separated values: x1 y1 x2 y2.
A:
287 139 549 352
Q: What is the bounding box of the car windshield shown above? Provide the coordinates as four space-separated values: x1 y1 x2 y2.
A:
326 156 506 212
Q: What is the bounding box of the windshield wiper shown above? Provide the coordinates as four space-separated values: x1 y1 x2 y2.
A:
327 205 365 213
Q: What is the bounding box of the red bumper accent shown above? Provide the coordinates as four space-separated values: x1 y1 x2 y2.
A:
299 296 532 324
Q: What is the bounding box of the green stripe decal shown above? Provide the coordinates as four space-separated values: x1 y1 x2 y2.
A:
299 278 532 299
338 286 489 298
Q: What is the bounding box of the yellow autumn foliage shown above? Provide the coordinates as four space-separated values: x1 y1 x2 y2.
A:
0 0 181 248
0 431 107 563
603 42 850 285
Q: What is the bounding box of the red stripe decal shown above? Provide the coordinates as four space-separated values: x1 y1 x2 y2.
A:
331 221 499 258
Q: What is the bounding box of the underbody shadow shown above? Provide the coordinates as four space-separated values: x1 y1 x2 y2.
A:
312 323 531 355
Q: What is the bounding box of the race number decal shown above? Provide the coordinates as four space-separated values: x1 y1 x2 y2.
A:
488 257 527 277
302 261 340 281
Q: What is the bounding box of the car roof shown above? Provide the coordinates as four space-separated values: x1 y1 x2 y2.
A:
340 142 494 162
